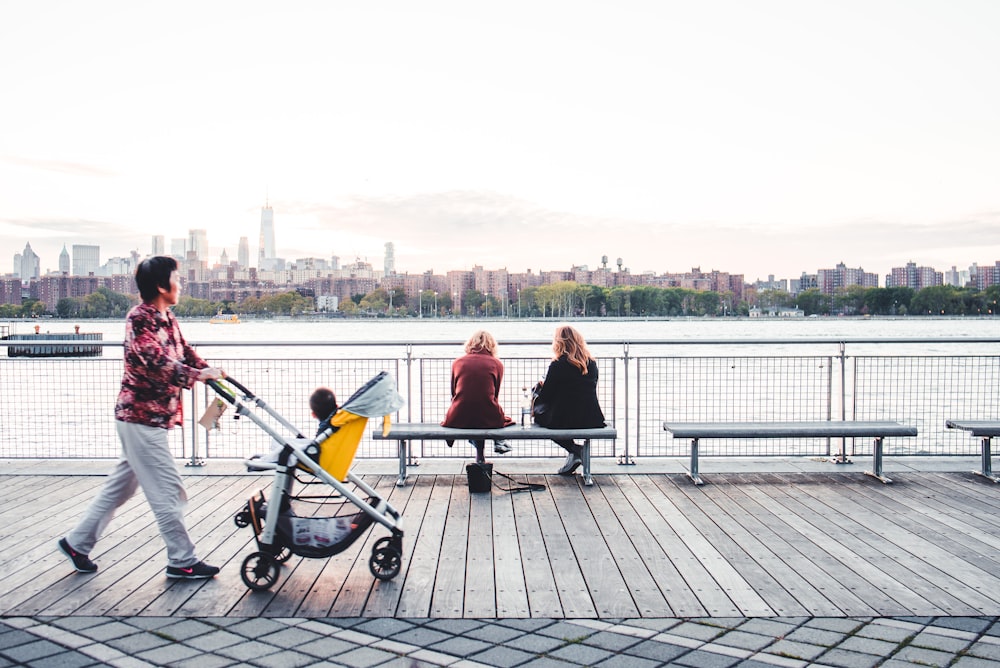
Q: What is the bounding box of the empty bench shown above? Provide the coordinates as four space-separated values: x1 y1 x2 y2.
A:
372 423 617 486
946 420 1000 483
662 421 918 485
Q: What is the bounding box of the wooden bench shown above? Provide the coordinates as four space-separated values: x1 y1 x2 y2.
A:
945 420 1000 483
662 421 918 485
372 423 617 486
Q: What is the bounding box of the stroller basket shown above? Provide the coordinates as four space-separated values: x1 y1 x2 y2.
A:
243 490 376 559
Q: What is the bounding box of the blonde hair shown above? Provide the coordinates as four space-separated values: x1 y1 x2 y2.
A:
552 325 593 374
465 330 498 356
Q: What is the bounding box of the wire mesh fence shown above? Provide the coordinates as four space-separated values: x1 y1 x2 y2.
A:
1 341 997 461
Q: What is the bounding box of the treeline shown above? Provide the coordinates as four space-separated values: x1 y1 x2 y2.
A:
3 282 999 319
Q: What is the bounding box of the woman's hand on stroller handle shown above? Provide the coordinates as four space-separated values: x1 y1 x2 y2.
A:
198 367 226 382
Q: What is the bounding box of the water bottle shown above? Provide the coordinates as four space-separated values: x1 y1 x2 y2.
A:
520 385 531 428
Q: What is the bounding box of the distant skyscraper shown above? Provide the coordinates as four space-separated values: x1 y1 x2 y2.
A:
384 242 396 276
219 248 229 267
188 229 209 261
170 238 186 259
258 203 275 269
152 235 165 256
13 253 21 278
58 245 70 274
238 236 250 269
72 244 99 276
19 243 39 280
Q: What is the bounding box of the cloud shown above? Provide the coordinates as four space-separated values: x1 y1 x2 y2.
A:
0 155 116 178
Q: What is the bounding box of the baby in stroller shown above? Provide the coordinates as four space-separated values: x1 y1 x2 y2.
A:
248 386 338 470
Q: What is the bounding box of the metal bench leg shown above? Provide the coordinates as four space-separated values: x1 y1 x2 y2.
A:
688 438 704 485
582 440 593 486
864 436 892 484
396 440 408 486
974 437 1000 483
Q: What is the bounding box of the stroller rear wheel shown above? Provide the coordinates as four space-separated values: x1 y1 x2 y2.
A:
241 552 280 590
369 540 402 581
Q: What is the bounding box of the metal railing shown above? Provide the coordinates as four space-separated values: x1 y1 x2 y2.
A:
1 338 997 462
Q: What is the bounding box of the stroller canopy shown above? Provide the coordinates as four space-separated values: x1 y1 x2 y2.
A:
340 371 405 418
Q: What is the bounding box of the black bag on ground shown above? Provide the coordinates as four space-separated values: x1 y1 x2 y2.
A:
466 462 493 493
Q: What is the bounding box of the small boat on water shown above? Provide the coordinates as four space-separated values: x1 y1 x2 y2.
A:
210 311 241 325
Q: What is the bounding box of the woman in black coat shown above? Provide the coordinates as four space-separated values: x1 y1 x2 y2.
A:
532 325 606 474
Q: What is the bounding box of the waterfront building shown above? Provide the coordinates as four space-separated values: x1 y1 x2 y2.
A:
72 245 100 277
886 261 942 290
817 262 878 294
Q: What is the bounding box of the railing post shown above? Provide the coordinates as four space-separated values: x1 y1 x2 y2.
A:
186 384 205 467
405 344 417 467
832 341 850 465
619 342 634 465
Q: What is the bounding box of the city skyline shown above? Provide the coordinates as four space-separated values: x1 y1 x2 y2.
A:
2 2 999 281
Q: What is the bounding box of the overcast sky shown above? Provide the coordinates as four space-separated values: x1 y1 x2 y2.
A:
2 0 999 282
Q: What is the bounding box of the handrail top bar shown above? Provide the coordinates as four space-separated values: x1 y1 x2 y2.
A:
2 337 1000 349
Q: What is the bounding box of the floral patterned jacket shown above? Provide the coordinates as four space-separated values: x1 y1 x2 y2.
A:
115 302 207 429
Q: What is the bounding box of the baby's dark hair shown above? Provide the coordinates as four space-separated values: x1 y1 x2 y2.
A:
309 387 338 420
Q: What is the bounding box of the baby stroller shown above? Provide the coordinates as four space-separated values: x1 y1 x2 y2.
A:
207 371 406 591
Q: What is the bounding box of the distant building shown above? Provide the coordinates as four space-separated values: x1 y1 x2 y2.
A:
237 237 250 269
19 243 40 280
384 242 396 276
58 245 70 274
72 244 100 277
152 235 165 256
817 262 878 294
188 229 209 262
886 261 942 290
258 203 277 270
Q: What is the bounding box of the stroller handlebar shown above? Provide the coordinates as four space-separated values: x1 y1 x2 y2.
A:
206 376 255 402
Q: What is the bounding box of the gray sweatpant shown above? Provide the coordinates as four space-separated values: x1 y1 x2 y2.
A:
67 420 198 568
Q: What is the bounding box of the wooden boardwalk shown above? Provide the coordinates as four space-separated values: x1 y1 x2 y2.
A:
4 469 1000 619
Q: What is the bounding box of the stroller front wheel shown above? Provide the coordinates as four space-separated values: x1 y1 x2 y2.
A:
369 543 402 581
241 552 280 591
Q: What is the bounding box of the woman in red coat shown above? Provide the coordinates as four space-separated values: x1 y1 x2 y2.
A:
442 330 513 463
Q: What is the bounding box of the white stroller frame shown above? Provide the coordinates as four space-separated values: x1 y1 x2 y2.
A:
208 372 405 590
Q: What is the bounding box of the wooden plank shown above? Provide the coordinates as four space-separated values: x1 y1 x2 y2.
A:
362 475 434 617
512 475 564 617
321 476 413 617
532 476 596 617
464 484 497 617
548 475 639 618
689 474 839 616
761 472 949 616
395 476 453 617
430 476 469 617
589 476 671 616
848 475 1000 573
101 475 260 617
713 473 876 617
16 475 232 616
491 479 530 618
607 476 707 617
793 474 1000 614
718 473 909 616
639 475 772 616
664 475 809 616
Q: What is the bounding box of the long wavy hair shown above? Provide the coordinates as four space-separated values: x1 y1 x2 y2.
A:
465 330 499 357
552 325 594 374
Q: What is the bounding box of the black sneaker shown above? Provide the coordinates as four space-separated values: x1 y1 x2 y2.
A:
166 561 220 579
58 537 97 573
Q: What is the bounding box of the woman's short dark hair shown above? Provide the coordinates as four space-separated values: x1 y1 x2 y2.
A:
135 256 178 302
